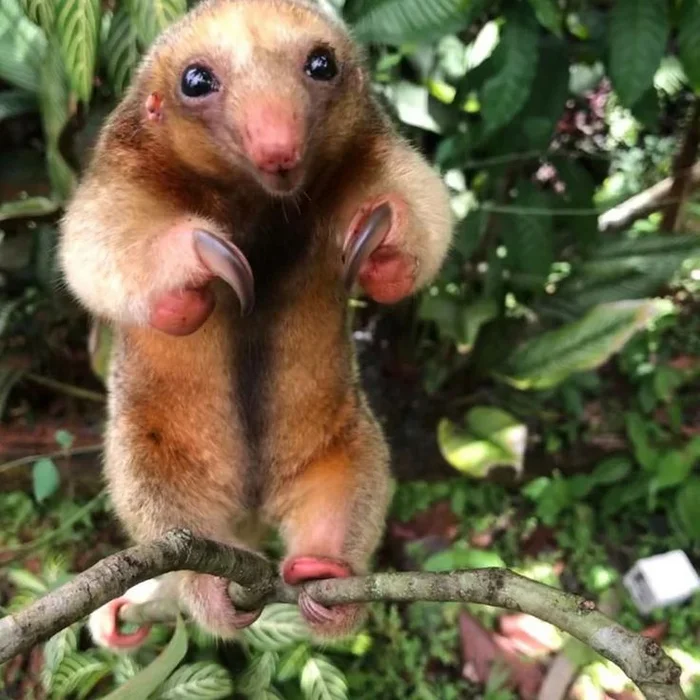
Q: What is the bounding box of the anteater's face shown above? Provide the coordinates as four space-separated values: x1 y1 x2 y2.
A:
145 0 367 196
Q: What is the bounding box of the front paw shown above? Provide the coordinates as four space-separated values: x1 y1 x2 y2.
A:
282 557 367 639
342 194 419 304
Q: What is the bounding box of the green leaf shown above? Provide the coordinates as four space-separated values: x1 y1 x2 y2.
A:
242 604 309 651
55 429 74 450
239 652 278 695
112 655 143 686
678 0 700 92
277 645 311 683
502 300 664 390
55 0 100 102
652 450 694 491
625 412 659 471
676 478 700 541
52 652 110 700
0 196 58 221
387 80 442 133
38 38 76 200
608 0 668 107
300 656 348 700
0 88 37 121
32 457 60 502
424 544 505 572
102 615 188 700
154 661 234 699
590 456 633 486
438 406 527 478
102 6 140 95
501 182 554 282
480 4 539 135
528 0 562 36
41 625 79 692
19 0 54 31
0 0 46 92
126 0 186 48
344 0 486 46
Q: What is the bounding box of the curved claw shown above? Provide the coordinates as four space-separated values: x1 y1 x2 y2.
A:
342 202 392 292
192 230 255 316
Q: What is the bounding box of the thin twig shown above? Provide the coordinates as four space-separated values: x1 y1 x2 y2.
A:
23 373 106 403
0 445 103 476
0 530 684 699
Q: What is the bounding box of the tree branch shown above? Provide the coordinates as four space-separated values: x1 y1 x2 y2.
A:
0 530 684 699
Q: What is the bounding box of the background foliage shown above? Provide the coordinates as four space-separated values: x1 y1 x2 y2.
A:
1 0 700 697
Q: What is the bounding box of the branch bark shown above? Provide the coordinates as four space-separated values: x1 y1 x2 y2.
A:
0 530 685 699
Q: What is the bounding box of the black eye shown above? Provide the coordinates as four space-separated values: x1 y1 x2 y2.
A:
180 64 219 97
304 47 338 81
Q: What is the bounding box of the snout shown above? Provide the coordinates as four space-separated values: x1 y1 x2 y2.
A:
241 101 304 176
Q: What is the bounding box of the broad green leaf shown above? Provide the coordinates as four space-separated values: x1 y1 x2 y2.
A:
387 80 442 133
88 320 113 385
112 655 143 686
102 615 188 700
52 652 110 700
676 478 700 541
41 625 79 692
38 38 76 200
277 645 311 683
0 0 46 92
501 182 554 282
502 300 663 390
0 89 37 121
625 412 659 472
300 656 348 700
344 0 486 46
242 604 309 651
480 3 538 135
0 196 59 222
238 652 278 695
590 456 633 486
32 457 60 503
19 0 54 30
608 0 668 107
55 0 100 102
654 56 687 96
678 0 700 92
528 0 562 36
438 406 527 478
154 661 234 699
460 297 498 352
652 450 694 491
102 6 141 95
126 0 186 48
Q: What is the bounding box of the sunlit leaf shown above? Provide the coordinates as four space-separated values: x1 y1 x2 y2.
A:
608 0 668 107
276 645 311 683
55 0 100 102
154 661 234 699
438 406 527 478
41 625 79 693
19 0 54 31
126 0 186 48
0 0 46 92
300 656 348 700
0 196 59 222
52 652 110 700
238 652 278 695
112 655 143 686
501 300 664 390
242 605 309 651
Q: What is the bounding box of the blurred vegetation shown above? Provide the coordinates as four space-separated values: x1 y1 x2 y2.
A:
2 0 700 697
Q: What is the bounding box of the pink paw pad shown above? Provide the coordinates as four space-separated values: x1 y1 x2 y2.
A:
100 598 152 649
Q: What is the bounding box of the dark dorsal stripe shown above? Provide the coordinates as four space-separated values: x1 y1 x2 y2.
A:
234 199 314 509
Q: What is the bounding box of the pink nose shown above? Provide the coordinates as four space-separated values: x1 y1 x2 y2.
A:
242 104 302 173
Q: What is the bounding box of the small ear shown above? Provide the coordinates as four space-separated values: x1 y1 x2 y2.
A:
145 92 164 122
